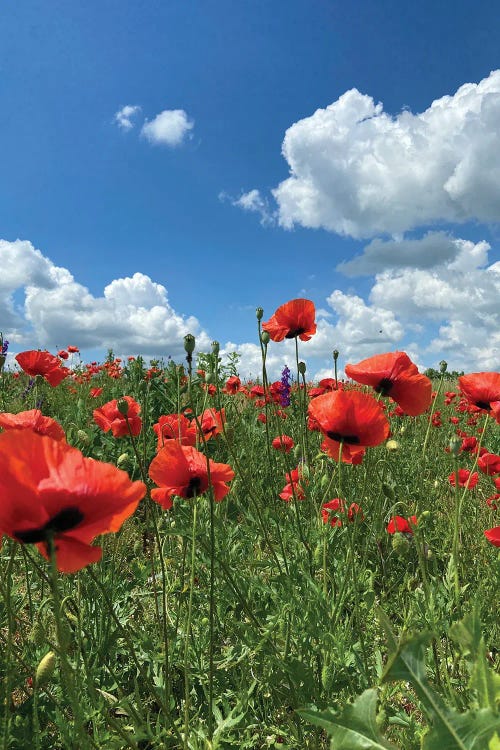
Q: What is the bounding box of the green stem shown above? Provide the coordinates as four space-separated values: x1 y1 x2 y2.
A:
183 500 198 750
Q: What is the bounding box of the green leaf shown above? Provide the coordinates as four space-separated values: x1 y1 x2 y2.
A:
450 607 500 710
298 689 397 749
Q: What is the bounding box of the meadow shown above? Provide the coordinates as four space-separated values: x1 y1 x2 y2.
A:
0 300 499 750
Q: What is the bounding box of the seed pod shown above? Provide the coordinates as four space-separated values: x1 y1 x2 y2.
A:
35 651 56 686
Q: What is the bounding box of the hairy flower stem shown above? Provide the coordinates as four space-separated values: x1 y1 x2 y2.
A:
183 500 198 750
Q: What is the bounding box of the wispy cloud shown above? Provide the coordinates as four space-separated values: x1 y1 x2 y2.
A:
114 104 142 131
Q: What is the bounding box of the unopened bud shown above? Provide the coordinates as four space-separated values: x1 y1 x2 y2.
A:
211 340 220 356
382 482 395 502
298 361 307 375
30 620 46 647
117 452 130 468
392 533 410 557
77 429 90 445
184 334 196 354
35 651 56 686
261 331 270 346
386 439 399 452
116 398 129 416
205 372 215 384
300 463 310 480
333 349 339 362
256 307 264 321
449 435 462 457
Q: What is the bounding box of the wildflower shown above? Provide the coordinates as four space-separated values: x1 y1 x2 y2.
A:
198 408 225 440
1 336 9 355
484 526 500 547
149 442 234 510
280 366 292 407
386 516 418 534
0 430 145 572
58 350 69 360
448 469 479 489
224 376 242 394
262 298 317 342
345 351 432 416
89 387 103 398
486 494 500 510
67 345 80 354
478 453 500 476
0 409 65 441
458 372 500 423
93 396 142 438
153 413 197 450
321 498 343 527
272 435 294 453
308 390 389 463
16 350 70 387
279 467 306 502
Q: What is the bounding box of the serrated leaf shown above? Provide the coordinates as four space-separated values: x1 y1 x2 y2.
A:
422 708 500 750
298 689 397 749
450 608 500 710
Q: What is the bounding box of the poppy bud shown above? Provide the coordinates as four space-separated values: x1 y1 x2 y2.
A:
116 398 129 416
261 331 270 345
386 439 399 452
321 663 335 691
382 482 395 501
392 533 410 557
77 429 90 445
298 361 306 375
448 435 461 457
293 444 302 460
184 334 196 354
333 349 339 362
30 620 46 647
439 360 448 374
301 463 310 480
117 452 130 468
211 340 220 356
205 372 215 384
35 651 56 686
320 474 329 490
256 307 264 321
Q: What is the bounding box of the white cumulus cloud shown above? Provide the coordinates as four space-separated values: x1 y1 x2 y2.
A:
141 109 194 147
270 70 500 237
114 105 141 131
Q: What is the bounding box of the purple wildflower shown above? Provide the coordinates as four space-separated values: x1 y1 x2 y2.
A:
280 365 291 407
1 336 8 355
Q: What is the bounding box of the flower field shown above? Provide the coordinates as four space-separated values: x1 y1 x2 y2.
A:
0 301 499 750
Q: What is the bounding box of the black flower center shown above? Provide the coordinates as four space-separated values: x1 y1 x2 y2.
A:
185 476 202 498
375 378 393 396
14 507 84 544
326 431 360 445
475 400 491 411
285 328 305 339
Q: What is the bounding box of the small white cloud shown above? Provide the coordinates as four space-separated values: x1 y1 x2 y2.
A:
141 109 194 147
114 105 141 131
220 189 275 226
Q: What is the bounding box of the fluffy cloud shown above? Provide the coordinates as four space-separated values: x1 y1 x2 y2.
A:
219 189 276 227
271 70 500 237
141 109 194 147
114 105 141 131
1 239 210 357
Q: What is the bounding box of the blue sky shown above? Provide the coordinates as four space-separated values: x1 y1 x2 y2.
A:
1 0 499 377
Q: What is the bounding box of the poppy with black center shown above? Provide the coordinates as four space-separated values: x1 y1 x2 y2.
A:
149 441 234 510
345 351 432 416
458 372 500 423
262 298 317 342
0 430 145 573
308 390 389 463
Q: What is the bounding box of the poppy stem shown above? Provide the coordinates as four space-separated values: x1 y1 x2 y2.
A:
422 370 446 458
183 499 198 750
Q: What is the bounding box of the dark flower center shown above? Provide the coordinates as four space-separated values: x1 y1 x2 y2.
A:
475 400 491 411
185 476 202 498
326 431 360 445
285 328 305 339
14 507 84 544
375 378 393 396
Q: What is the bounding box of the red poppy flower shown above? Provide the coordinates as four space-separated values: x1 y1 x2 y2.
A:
387 515 417 534
458 372 500 423
224 376 242 394
89 387 104 398
16 350 70 387
262 298 317 342
478 453 500 476
486 494 500 510
345 352 431 416
448 469 479 489
272 435 295 453
484 526 500 547
308 390 389 462
0 409 66 441
320 438 365 464
93 396 142 438
198 408 225 440
461 436 478 453
148 442 234 510
67 345 80 354
58 350 69 360
153 413 197 450
0 430 145 572
321 498 344 527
